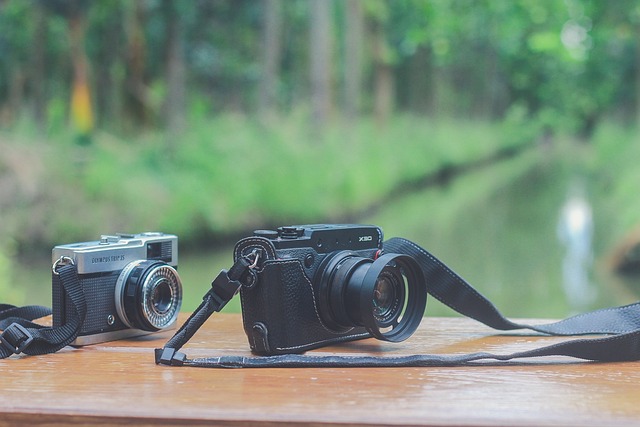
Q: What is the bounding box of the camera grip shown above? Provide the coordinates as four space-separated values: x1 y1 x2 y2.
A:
240 259 369 355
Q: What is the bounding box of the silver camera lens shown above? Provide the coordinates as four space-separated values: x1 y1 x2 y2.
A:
115 260 182 331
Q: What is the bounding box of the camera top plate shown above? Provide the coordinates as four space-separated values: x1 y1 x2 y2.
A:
253 224 382 253
52 232 177 274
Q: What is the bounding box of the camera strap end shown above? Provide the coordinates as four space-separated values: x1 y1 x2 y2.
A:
208 270 243 312
208 250 259 311
155 347 186 366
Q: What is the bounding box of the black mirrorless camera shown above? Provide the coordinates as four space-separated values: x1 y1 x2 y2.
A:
52 232 183 345
234 224 427 355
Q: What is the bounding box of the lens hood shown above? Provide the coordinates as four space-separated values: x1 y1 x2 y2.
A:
317 251 427 343
360 253 426 342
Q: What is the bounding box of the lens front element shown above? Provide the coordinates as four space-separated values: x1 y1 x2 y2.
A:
372 267 405 324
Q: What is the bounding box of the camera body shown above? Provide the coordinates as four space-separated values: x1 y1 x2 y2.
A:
236 224 387 355
52 232 182 345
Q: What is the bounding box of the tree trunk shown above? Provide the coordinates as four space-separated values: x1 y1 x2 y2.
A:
309 0 333 129
407 45 431 114
7 67 25 125
93 3 124 129
344 0 364 119
68 13 94 144
259 0 283 120
163 0 186 139
31 5 47 132
124 1 149 128
372 19 394 125
636 27 640 127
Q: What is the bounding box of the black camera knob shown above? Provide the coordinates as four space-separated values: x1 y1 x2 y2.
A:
278 227 304 239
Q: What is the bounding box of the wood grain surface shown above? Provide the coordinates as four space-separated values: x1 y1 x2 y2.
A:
1 313 639 427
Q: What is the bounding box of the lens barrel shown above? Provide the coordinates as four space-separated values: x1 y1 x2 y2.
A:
317 251 426 342
115 260 183 331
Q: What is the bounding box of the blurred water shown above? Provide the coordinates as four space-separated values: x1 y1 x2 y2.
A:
11 145 638 318
361 147 635 319
556 178 596 312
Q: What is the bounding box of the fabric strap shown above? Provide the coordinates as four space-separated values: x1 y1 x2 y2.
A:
0 263 86 358
157 237 640 368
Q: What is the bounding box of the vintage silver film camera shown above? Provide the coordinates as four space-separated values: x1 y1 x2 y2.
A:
52 232 182 345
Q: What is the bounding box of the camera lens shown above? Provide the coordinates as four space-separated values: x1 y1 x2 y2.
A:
317 251 426 342
115 260 183 331
150 280 173 314
372 268 403 322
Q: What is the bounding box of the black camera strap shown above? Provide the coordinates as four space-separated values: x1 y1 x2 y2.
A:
156 237 640 368
0 261 87 358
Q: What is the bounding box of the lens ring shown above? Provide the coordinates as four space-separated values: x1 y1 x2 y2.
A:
115 260 143 328
115 260 182 331
360 253 426 342
316 251 363 332
141 265 182 329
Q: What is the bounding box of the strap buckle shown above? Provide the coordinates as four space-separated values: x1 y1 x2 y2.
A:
1 323 34 354
207 270 243 312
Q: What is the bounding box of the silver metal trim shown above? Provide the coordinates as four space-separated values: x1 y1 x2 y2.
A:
70 323 177 346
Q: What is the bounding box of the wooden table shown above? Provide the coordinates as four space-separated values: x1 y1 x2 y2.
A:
1 313 639 427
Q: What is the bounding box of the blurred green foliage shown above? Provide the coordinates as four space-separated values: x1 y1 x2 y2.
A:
2 1 640 133
2 0 640 308
0 113 539 249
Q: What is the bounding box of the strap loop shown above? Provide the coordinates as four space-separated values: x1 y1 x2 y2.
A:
0 323 34 354
1 262 85 358
52 256 74 276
